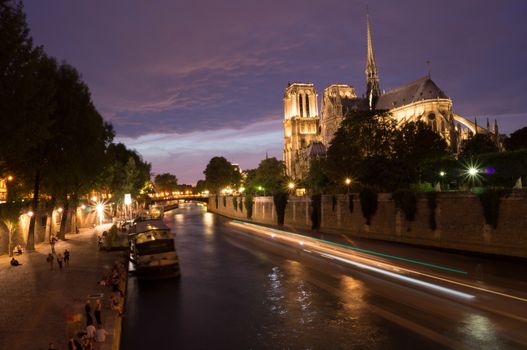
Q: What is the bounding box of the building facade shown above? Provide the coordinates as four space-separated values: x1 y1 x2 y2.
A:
283 14 501 180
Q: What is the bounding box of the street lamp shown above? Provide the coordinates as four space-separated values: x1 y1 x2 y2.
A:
345 178 351 193
439 171 446 177
7 175 13 182
467 167 478 176
96 203 104 225
288 182 295 190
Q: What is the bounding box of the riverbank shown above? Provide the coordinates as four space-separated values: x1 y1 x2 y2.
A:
0 226 127 350
209 193 527 258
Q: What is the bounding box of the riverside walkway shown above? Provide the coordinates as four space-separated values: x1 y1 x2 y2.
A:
0 225 126 350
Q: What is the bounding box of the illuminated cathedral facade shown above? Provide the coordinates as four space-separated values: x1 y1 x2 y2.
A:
283 15 501 180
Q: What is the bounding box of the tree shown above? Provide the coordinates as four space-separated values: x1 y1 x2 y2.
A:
154 173 178 193
195 179 207 193
303 158 330 194
0 202 22 256
505 126 527 151
325 110 398 191
460 134 499 158
244 157 287 195
203 156 240 193
325 111 451 192
96 143 151 203
394 121 449 185
0 1 52 174
42 63 114 238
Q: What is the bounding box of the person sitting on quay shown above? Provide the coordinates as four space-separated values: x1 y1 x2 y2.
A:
15 244 23 255
10 257 21 266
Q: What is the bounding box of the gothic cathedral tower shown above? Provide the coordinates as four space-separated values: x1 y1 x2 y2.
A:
283 83 320 179
365 13 381 110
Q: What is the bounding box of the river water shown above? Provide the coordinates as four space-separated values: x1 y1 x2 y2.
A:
121 203 504 349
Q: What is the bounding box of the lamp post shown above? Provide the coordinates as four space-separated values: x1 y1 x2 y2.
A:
439 171 446 191
96 204 104 226
345 178 351 194
288 182 295 194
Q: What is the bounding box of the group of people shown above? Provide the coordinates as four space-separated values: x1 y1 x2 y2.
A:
47 249 70 270
71 299 109 349
9 244 23 267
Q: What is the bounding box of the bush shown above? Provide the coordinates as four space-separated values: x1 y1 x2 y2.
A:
232 197 238 211
311 194 322 229
273 192 288 225
426 192 438 231
245 195 254 219
477 189 510 228
392 190 417 222
360 188 378 225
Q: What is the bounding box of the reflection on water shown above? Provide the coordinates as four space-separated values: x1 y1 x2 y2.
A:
462 314 501 348
122 203 446 349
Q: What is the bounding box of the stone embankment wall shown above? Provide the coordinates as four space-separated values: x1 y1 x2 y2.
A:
0 206 98 254
208 192 527 258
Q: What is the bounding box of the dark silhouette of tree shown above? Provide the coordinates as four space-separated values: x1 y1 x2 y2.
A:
244 157 288 196
505 126 527 151
203 156 240 193
460 134 499 158
154 173 178 193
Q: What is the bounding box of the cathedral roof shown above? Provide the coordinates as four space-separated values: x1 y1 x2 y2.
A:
342 98 369 113
307 142 326 157
375 76 449 110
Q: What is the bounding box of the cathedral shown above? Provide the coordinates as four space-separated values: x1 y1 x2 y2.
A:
283 15 501 180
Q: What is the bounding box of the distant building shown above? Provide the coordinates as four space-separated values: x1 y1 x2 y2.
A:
284 14 501 179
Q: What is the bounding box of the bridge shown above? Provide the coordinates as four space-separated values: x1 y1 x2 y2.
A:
151 195 210 204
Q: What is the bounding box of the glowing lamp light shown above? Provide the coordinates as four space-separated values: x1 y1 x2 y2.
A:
288 182 295 190
57 207 63 213
80 204 86 210
439 171 446 177
91 196 98 202
239 187 245 193
345 178 351 185
467 167 479 176
27 211 34 217
7 175 13 181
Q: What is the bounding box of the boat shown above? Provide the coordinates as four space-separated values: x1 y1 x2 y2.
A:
128 219 180 279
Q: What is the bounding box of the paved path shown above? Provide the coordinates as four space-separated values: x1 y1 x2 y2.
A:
0 225 125 350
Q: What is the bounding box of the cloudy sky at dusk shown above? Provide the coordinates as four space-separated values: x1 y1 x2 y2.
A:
24 0 527 184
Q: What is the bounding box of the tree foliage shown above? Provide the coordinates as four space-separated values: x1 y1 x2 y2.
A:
154 173 178 193
460 134 499 158
244 157 287 195
324 111 448 192
203 156 240 193
505 126 527 151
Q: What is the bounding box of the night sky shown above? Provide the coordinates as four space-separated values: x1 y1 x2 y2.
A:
24 0 527 184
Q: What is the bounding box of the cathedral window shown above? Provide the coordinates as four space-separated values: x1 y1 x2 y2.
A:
299 94 304 117
306 94 310 116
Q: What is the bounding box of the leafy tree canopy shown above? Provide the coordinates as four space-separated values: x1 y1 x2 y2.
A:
460 133 499 159
154 173 178 193
203 156 240 193
505 126 527 151
244 157 287 195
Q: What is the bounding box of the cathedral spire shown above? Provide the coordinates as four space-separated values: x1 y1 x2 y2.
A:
365 11 381 110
